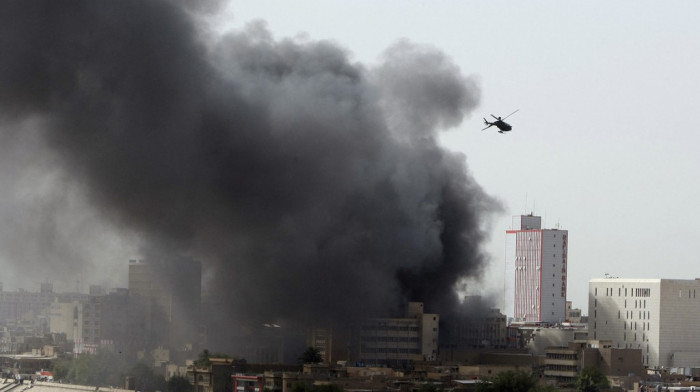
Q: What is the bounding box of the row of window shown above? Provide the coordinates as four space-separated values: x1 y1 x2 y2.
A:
595 287 652 297
546 353 577 360
545 365 577 371
622 332 647 342
360 348 420 354
620 309 650 320
361 325 420 332
361 337 419 343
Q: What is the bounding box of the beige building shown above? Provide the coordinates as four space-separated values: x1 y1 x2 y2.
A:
566 301 583 323
589 278 700 368
544 340 642 385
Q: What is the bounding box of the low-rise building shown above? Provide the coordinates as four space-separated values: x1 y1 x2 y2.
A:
187 357 234 392
544 340 642 385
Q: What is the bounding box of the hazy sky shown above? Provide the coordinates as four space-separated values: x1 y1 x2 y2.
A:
222 1 700 312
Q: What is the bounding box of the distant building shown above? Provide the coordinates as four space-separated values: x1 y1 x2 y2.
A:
544 340 642 385
0 287 55 325
566 301 583 323
187 357 234 392
307 327 332 364
515 323 588 355
506 215 568 323
440 297 507 352
589 278 700 368
353 302 439 367
128 258 202 348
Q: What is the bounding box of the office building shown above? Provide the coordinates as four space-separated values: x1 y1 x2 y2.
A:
354 302 439 367
506 214 568 323
589 278 700 368
544 340 642 384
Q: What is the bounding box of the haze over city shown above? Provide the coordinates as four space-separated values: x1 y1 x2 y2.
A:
1 0 700 321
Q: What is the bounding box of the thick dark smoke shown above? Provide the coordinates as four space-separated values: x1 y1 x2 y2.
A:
0 0 499 340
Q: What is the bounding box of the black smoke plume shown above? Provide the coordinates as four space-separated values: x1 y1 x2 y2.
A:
0 0 499 344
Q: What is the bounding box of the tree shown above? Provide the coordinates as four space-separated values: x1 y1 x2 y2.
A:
417 383 443 392
298 347 323 364
53 349 129 387
292 382 342 392
575 367 609 392
475 370 540 392
533 384 561 392
127 362 167 392
196 349 212 366
167 375 192 392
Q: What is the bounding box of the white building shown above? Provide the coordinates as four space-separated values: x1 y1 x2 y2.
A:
589 278 700 368
505 215 568 323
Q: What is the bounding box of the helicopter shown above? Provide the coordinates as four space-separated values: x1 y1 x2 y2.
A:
481 109 519 133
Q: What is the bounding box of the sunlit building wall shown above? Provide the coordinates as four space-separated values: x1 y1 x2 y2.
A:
589 278 700 368
506 215 568 323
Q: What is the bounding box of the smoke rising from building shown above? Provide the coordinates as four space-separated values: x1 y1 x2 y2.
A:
0 0 500 342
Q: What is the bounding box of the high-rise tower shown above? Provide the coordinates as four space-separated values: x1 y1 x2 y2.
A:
506 215 568 323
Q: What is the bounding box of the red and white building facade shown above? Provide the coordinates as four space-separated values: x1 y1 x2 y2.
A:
506 215 568 323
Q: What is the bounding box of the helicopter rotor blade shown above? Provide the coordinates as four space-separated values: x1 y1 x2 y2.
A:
502 109 520 120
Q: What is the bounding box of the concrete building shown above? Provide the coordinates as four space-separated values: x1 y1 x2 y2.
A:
355 302 439 367
588 278 700 368
544 340 642 385
566 301 583 323
0 285 55 325
517 324 588 355
506 215 568 323
187 357 234 392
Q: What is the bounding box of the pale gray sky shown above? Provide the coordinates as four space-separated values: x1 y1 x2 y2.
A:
222 1 700 312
